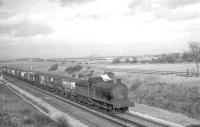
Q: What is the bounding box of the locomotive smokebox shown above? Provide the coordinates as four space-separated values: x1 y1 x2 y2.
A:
112 85 128 99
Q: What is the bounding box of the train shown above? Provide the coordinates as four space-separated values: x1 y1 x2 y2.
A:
1 66 134 113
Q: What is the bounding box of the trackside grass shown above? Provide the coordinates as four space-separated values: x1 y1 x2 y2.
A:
116 72 200 120
0 84 71 127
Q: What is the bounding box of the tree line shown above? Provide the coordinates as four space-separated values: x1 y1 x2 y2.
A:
112 41 200 76
112 52 195 64
112 42 200 64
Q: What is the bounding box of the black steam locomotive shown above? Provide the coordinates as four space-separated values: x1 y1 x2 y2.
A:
1 66 134 113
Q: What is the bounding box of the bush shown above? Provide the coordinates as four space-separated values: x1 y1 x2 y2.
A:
87 70 94 77
65 65 83 74
112 58 120 64
125 58 130 63
131 57 138 63
19 109 31 115
78 73 84 78
23 118 34 124
49 64 58 71
56 117 71 127
61 62 66 65
165 55 176 63
130 79 141 91
130 79 200 119
34 113 52 126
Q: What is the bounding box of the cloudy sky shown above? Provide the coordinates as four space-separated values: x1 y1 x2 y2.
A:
0 0 200 60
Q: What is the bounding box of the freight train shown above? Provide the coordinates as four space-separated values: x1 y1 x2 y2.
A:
1 66 134 113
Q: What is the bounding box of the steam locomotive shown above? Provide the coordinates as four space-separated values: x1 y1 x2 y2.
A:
1 66 134 113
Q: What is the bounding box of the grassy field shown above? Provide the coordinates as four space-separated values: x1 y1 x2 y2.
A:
1 61 200 120
99 63 197 72
0 84 58 127
0 83 70 127
116 72 200 119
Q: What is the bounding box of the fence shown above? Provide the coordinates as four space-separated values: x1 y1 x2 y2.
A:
90 66 197 77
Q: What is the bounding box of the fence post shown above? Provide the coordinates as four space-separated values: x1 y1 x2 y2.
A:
187 68 189 77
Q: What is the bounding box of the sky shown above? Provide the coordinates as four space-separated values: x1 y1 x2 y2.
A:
0 0 200 60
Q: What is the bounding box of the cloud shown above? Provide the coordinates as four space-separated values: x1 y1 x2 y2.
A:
128 0 200 10
128 0 200 21
169 14 199 21
75 13 107 19
0 9 17 19
54 0 95 7
128 0 153 12
163 0 200 9
0 20 53 37
184 24 200 32
1 0 200 60
128 0 142 9
0 0 4 5
155 10 200 21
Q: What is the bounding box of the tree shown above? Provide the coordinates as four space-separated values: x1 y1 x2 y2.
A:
131 57 138 63
157 55 167 63
112 58 120 64
172 53 181 62
165 55 176 63
188 41 200 76
125 58 130 63
48 63 58 71
181 52 193 62
151 58 157 63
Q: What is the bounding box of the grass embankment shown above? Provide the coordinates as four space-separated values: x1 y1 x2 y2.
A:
117 73 200 119
0 61 103 79
0 84 70 127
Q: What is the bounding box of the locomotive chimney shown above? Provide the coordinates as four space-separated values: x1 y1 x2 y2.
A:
116 78 121 84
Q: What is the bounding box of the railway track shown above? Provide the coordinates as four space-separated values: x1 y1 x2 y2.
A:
5 81 97 127
3 75 141 127
3 74 184 127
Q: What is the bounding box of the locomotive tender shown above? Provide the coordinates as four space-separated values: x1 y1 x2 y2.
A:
2 66 134 113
